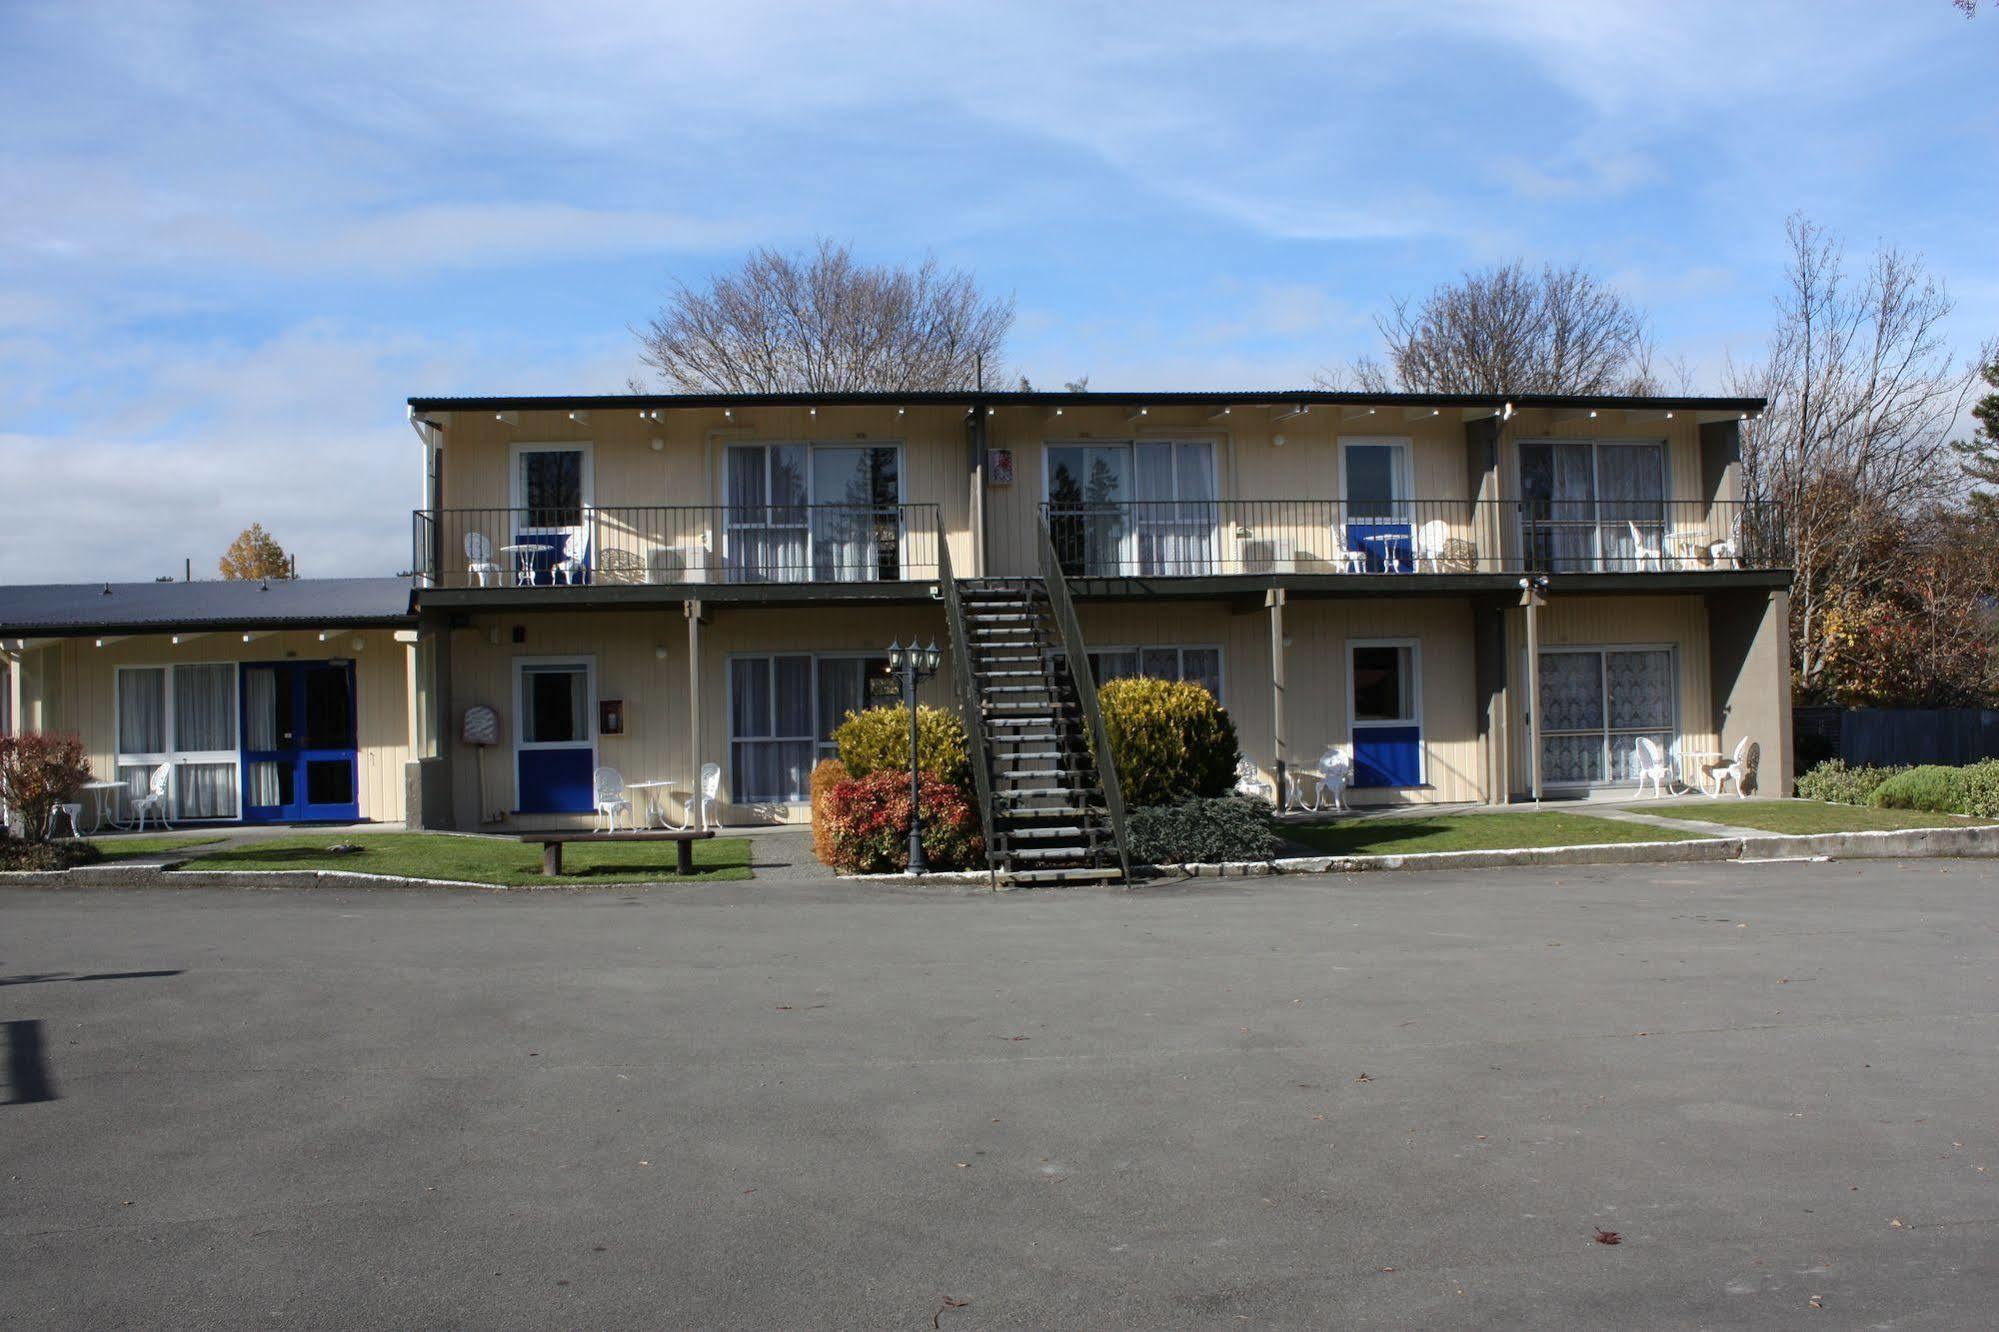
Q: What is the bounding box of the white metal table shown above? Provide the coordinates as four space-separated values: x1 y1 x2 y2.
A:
624 779 688 830
496 543 545 586
1363 532 1412 573
1674 749 1724 796
78 779 130 834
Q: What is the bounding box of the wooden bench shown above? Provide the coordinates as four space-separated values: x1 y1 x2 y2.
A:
518 829 716 877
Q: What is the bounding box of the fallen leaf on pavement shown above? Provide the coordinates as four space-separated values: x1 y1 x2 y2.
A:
1354 1072 1373 1083
934 1295 970 1328
1889 1218 1906 1228
1593 1227 1622 1245
1809 1295 1823 1309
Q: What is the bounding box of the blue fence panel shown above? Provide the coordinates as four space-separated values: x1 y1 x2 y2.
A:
1831 709 1999 767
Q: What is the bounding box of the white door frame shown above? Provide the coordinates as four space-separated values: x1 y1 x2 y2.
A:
1345 636 1424 787
511 655 598 812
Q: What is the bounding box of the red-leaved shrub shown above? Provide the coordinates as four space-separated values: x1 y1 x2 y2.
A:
816 769 985 874
0 732 92 845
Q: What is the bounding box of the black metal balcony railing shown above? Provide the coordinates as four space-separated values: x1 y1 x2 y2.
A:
1032 499 1782 578
413 504 940 590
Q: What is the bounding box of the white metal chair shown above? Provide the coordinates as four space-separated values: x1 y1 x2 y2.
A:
1234 756 1274 804
1633 736 1672 799
1704 737 1756 798
1295 748 1351 812
1708 514 1742 570
131 762 174 831
1413 519 1452 573
592 766 633 832
46 801 84 840
553 532 587 585
1327 526 1369 573
693 762 723 831
465 532 503 588
1625 521 1665 572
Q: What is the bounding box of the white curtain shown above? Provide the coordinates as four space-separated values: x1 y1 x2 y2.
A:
1134 442 1215 574
245 668 279 750
119 667 166 754
174 663 236 752
726 445 808 581
177 762 236 820
1597 446 1666 569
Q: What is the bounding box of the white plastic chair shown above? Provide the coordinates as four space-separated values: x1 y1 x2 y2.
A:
46 801 84 840
1413 519 1452 573
697 762 723 830
131 763 174 831
1633 736 1671 799
1625 521 1665 572
465 532 502 587
1708 514 1742 569
592 766 632 832
1705 737 1756 798
1234 757 1274 804
553 532 587 585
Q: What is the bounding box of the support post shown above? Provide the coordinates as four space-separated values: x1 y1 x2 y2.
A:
685 600 704 818
1267 588 1287 805
1522 588 1543 802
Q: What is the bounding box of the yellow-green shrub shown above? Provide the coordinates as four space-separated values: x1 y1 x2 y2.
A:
1097 677 1240 807
808 758 850 864
833 704 970 790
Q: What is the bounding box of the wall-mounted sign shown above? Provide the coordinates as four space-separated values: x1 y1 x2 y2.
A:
599 699 624 736
987 448 1014 486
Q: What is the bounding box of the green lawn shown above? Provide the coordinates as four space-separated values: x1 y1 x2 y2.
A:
1282 811 1709 857
91 834 226 860
1651 800 1997 835
177 832 755 886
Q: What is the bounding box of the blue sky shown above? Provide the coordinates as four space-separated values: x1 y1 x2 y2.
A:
2 1 1993 583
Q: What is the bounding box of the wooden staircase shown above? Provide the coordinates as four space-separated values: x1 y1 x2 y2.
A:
956 577 1125 886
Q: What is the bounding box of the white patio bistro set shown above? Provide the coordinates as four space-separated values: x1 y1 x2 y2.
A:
588 762 723 834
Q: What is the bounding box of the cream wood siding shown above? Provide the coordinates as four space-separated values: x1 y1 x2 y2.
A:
444 606 954 829
435 406 976 577
1506 594 1718 789
1076 597 1483 806
37 630 410 822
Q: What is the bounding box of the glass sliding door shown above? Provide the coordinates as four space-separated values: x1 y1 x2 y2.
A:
1132 441 1216 574
725 444 809 581
1342 441 1413 572
731 654 892 802
1538 647 1676 786
1047 440 1214 576
1046 445 1132 576
510 445 591 584
241 661 358 822
809 446 902 581
1520 441 1667 572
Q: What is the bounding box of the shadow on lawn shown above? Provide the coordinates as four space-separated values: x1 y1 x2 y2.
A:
188 844 734 882
1283 819 1466 854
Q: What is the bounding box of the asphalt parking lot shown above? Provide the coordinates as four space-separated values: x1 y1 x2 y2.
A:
4 859 1997 1329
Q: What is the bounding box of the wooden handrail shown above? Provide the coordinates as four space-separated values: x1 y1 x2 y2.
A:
937 514 999 888
1036 517 1133 885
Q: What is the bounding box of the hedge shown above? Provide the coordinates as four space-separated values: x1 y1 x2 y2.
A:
816 769 985 874
1126 796 1282 865
833 705 970 791
1097 677 1240 807
1868 760 1999 818
1795 759 1907 807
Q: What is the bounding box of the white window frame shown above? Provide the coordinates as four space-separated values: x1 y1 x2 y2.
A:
725 650 892 803
509 441 595 534
721 440 908 578
114 662 244 821
511 655 598 812
1534 643 1680 789
1512 436 1672 571
1338 436 1414 517
1345 637 1424 787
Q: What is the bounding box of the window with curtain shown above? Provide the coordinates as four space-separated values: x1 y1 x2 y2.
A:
519 449 584 528
730 654 891 801
1538 647 1676 785
1070 644 1224 702
115 663 239 819
1048 440 1215 576
726 444 810 580
1519 441 1667 571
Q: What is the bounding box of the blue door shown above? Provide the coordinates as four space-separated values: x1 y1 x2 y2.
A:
241 662 361 822
1350 641 1424 788
515 660 596 813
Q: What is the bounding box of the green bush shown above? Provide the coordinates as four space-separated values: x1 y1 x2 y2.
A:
1795 759 1907 806
1098 677 1240 807
1869 760 1999 818
833 705 970 790
816 769 985 873
1127 796 1282 865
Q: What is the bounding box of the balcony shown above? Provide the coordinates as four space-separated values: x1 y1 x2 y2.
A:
1032 499 1782 579
414 504 941 591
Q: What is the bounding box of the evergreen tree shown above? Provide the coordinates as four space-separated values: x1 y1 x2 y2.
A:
1952 355 1999 523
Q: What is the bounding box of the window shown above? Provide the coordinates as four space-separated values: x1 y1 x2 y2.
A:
1348 640 1422 786
1519 440 1668 571
521 663 588 744
516 447 587 529
1342 440 1410 519
115 663 240 820
730 653 890 802
1077 644 1224 701
1046 439 1216 575
1538 647 1676 786
725 443 903 582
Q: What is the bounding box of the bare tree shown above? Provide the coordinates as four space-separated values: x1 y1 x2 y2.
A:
634 239 1013 393
1729 214 1990 697
1327 261 1654 394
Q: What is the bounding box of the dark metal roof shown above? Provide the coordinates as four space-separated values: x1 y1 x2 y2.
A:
0 577 416 638
408 388 1767 414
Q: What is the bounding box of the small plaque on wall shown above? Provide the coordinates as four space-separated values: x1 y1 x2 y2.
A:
599 699 624 736
987 448 1014 486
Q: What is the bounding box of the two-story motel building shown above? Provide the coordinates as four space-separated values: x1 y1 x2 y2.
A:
1 389 1790 835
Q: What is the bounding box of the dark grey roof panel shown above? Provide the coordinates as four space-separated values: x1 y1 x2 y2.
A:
0 577 416 637
408 388 1767 414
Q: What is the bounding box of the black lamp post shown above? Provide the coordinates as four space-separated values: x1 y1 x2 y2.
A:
886 638 943 874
